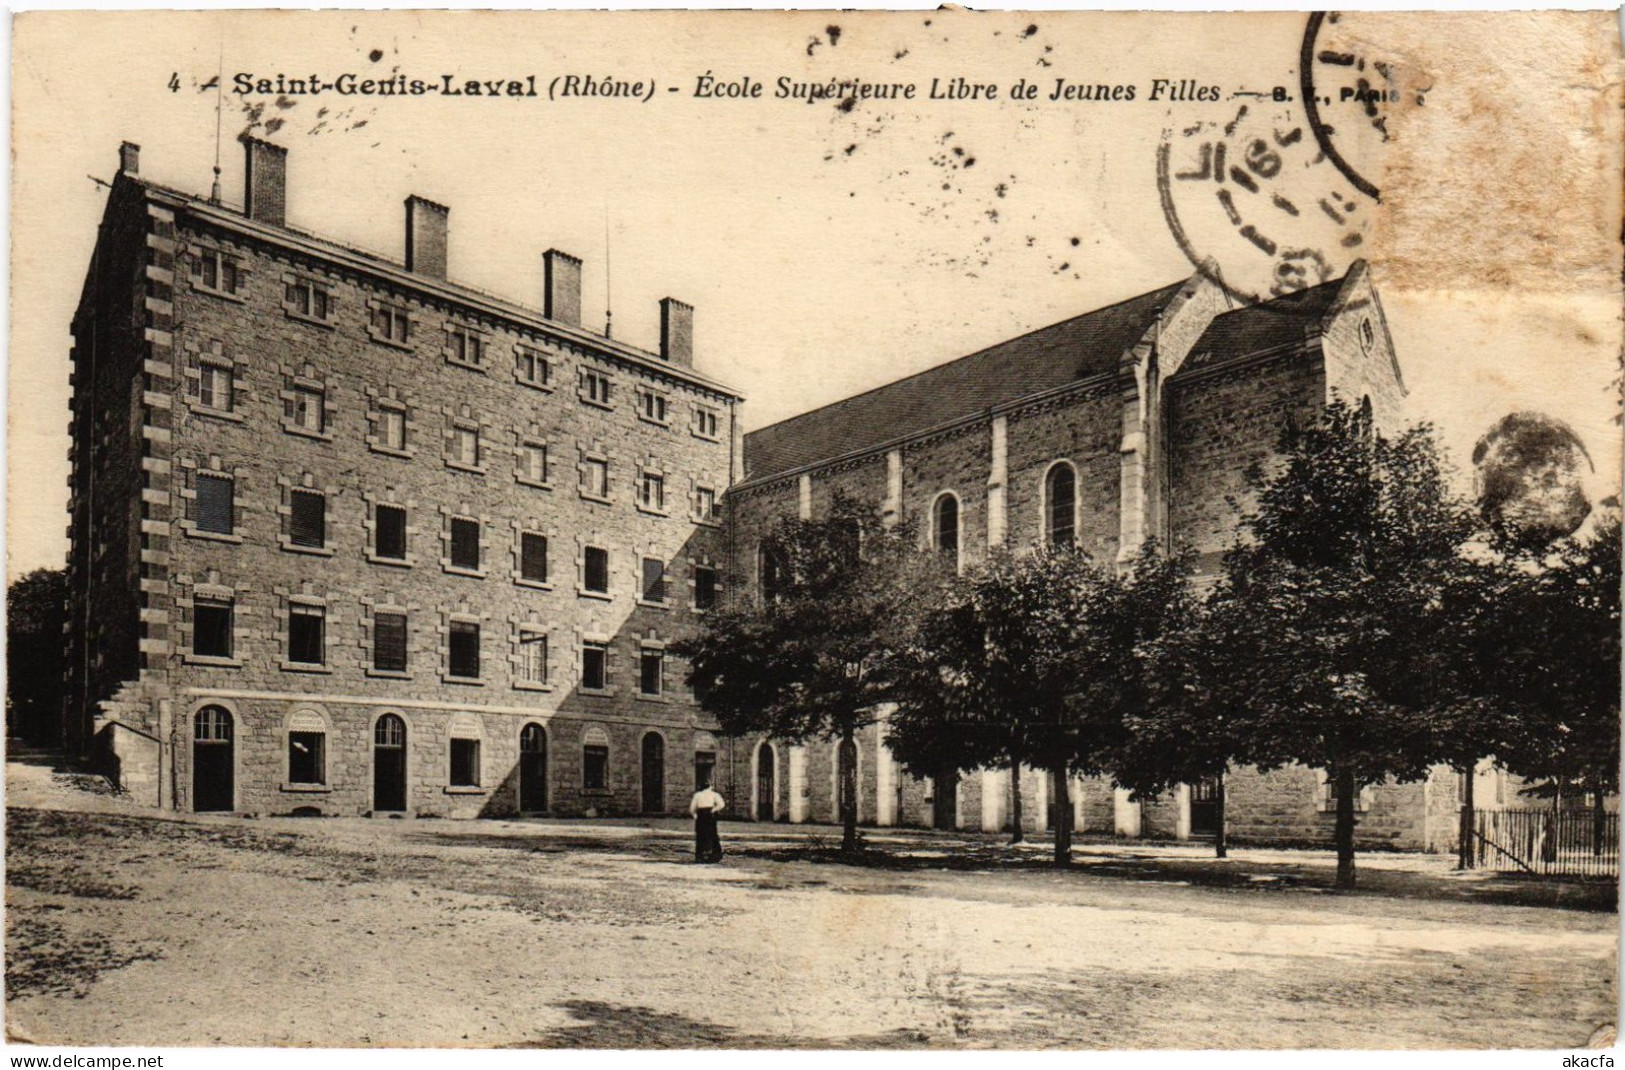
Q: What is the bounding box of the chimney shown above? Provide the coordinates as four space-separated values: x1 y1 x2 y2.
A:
660 298 694 366
404 196 450 280
543 249 583 327
240 136 287 226
118 141 140 176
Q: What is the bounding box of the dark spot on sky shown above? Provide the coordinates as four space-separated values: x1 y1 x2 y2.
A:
369 49 384 63
1057 262 1070 272
995 183 1008 198
274 96 296 110
826 25 841 45
953 146 964 157
963 157 975 167
264 117 285 135
1070 237 1080 246
1023 24 1039 38
199 76 218 93
844 144 857 155
894 49 909 60
924 18 932 26
837 96 857 113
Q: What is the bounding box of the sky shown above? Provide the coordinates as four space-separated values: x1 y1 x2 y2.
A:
9 9 1623 580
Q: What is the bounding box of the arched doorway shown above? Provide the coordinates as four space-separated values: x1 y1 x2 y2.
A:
373 714 407 813
756 742 776 821
837 738 858 824
192 705 234 812
519 723 548 813
641 732 666 814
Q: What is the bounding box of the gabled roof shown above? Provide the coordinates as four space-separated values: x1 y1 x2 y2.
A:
743 280 1189 483
1177 278 1344 375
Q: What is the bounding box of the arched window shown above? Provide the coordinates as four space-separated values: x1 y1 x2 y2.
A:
1045 463 1077 546
583 725 611 791
194 705 232 742
933 493 960 569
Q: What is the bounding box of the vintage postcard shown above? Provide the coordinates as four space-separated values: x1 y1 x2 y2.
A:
6 7 1621 1057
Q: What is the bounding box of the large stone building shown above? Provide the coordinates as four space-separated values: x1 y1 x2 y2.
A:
728 265 1470 852
65 138 749 817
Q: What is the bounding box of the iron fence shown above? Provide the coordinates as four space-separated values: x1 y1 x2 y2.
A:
1471 808 1619 879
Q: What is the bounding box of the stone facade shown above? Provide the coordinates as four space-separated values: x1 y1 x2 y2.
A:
65 139 745 819
727 266 1465 852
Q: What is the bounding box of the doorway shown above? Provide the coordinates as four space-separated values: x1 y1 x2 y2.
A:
932 769 958 830
641 732 665 813
519 723 547 813
1190 776 1223 838
756 742 775 821
192 706 234 812
373 714 407 813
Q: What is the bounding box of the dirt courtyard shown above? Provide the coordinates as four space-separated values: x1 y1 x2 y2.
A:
4 765 1617 1050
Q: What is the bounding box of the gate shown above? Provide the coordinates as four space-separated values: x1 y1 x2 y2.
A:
1471 808 1618 878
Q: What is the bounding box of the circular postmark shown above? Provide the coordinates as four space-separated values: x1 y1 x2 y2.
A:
1300 11 1384 202
1157 99 1374 306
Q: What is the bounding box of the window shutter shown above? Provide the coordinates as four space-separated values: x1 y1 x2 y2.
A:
376 505 407 559
290 490 325 547
642 558 665 602
450 518 480 569
373 612 408 672
195 474 234 535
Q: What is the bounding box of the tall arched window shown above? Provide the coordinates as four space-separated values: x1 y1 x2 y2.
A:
1045 463 1077 546
933 493 960 569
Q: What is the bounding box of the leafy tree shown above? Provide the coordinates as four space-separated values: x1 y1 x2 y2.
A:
7 568 67 745
1200 401 1479 890
674 494 928 852
890 543 1193 865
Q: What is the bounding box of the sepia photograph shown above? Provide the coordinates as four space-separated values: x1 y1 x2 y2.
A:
5 7 1622 1055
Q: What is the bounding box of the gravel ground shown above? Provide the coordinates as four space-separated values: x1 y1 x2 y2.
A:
4 762 1617 1049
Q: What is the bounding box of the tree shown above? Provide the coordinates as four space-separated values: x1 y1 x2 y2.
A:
890 543 1193 866
1201 401 1479 890
674 494 928 852
7 568 67 745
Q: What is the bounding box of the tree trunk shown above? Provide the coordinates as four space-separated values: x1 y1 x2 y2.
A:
1457 764 1475 871
1051 764 1073 866
1214 772 1228 860
1334 765 1357 891
1009 762 1025 845
839 728 859 854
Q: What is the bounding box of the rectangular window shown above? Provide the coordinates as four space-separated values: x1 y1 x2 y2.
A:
288 603 325 665
695 486 719 523
520 532 549 583
373 611 408 673
582 458 609 499
289 490 326 548
449 328 484 368
196 250 238 295
286 280 330 321
450 738 481 787
372 307 410 344
640 391 667 423
639 472 665 512
193 596 233 658
380 408 407 451
581 369 612 406
583 744 609 790
288 731 326 786
288 386 324 433
583 546 610 594
582 641 608 690
198 364 233 412
449 620 481 679
693 407 720 439
695 750 717 792
450 518 480 571
375 505 408 561
517 347 551 387
521 443 549 484
453 426 481 467
641 557 666 603
640 649 664 696
518 631 548 684
194 474 234 535
695 565 718 611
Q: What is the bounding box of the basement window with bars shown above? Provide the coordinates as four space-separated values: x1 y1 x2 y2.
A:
449 518 481 572
287 603 325 666
448 620 481 680
520 532 549 584
289 490 326 549
373 612 408 673
192 596 233 658
193 474 235 536
375 505 408 561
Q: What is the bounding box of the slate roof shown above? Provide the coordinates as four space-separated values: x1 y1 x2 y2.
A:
1177 278 1344 376
743 280 1189 483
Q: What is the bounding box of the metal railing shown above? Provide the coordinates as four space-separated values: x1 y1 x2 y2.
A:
1471 808 1619 878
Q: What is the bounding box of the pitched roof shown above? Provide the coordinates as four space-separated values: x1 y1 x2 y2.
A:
1177 278 1344 375
743 280 1189 483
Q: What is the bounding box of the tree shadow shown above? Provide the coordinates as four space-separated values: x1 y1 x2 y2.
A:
512 999 938 1049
